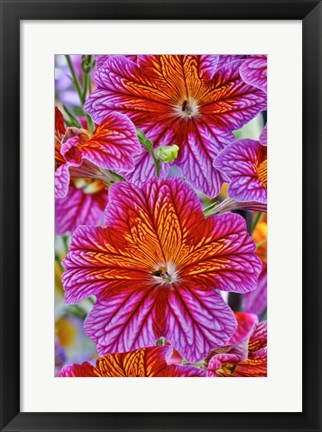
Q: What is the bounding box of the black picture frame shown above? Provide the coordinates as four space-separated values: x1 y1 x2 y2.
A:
1 1 321 431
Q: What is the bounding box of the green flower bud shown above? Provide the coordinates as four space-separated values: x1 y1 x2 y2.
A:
156 145 179 163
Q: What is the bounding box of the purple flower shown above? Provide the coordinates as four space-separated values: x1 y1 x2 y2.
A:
214 139 267 204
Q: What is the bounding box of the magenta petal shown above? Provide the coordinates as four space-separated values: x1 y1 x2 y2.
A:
96 54 137 71
207 340 248 377
217 55 247 69
243 267 267 315
228 312 258 345
165 287 237 362
240 55 267 93
61 135 81 162
84 287 159 356
259 124 267 146
163 364 206 377
210 59 267 131
84 56 147 124
84 287 237 363
198 55 220 80
55 183 108 235
55 164 71 199
123 150 170 185
176 123 232 198
214 139 267 204
81 111 141 172
194 212 263 294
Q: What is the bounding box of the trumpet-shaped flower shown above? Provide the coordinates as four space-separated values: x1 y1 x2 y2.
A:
207 316 267 377
62 177 262 362
55 107 141 199
59 346 205 377
84 55 266 197
214 139 267 203
55 179 108 235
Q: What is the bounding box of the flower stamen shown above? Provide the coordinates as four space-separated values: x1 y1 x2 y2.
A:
151 263 179 284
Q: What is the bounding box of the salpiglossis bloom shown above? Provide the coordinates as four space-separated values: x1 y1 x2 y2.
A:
59 346 205 377
84 55 266 197
207 318 267 377
214 139 267 203
55 107 141 199
55 179 108 235
62 177 262 362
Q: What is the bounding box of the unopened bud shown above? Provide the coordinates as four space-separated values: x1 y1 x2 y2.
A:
156 145 179 163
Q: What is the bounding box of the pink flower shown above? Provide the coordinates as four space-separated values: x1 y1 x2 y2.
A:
84 55 266 197
206 316 267 377
54 107 141 199
214 139 267 203
62 177 262 362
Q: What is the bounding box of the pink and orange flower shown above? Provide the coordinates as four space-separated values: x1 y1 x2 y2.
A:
59 346 205 377
214 139 267 203
55 106 141 199
206 313 267 377
84 55 266 197
62 177 262 363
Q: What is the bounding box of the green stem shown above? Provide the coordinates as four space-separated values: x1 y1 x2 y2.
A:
182 360 205 368
65 55 95 135
151 152 161 177
66 305 87 320
55 255 65 273
62 235 70 254
62 105 81 128
65 55 84 103
204 201 219 217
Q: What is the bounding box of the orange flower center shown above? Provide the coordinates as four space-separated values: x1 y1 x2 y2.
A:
216 363 237 376
257 158 267 188
73 178 106 195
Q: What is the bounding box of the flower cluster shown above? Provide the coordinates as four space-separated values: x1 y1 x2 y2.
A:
55 54 267 377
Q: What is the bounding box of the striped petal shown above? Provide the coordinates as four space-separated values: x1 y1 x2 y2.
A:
240 55 267 93
81 111 141 172
214 139 267 203
243 266 267 316
59 346 205 377
207 320 267 377
55 163 71 199
55 180 108 235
